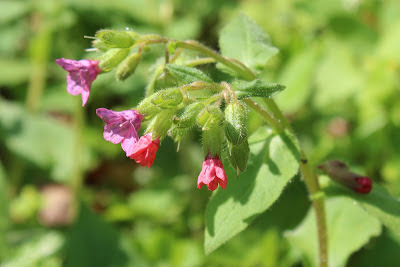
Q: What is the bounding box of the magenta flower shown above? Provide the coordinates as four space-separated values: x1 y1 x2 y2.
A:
129 133 160 168
197 153 227 191
96 108 144 156
353 177 372 194
56 58 101 106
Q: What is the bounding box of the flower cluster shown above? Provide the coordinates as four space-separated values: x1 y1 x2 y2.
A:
55 31 239 191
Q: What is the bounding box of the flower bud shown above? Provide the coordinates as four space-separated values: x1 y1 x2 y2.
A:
202 124 223 158
172 102 205 128
151 88 183 109
168 125 189 143
96 30 135 48
318 160 372 194
116 52 141 81
98 48 130 73
224 101 247 145
92 39 110 51
228 139 250 174
197 105 224 131
136 95 161 120
146 108 178 139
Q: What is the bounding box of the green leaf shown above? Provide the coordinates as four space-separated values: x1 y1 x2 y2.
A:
324 182 400 240
65 204 128 267
165 64 213 84
285 197 382 267
204 128 300 254
232 79 285 99
219 13 278 74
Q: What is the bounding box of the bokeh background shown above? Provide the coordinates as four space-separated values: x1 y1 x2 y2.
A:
1 0 399 266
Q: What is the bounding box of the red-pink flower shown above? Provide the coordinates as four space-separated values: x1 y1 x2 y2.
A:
96 108 144 156
197 154 227 191
56 58 101 106
129 133 160 167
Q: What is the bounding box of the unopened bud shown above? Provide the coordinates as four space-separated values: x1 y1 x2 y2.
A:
197 105 224 131
92 39 110 51
116 52 141 81
172 102 205 128
228 140 250 174
151 88 183 109
224 101 247 145
96 30 134 48
98 48 130 72
318 160 372 194
136 96 161 120
202 124 223 158
146 108 177 139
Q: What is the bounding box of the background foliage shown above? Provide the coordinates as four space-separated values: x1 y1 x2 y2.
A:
1 0 400 266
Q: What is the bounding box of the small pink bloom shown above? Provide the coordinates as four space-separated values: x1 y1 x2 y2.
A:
96 108 144 156
197 154 227 191
353 177 372 194
56 58 101 106
129 133 160 167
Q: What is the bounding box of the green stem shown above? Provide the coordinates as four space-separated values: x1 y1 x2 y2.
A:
71 98 84 192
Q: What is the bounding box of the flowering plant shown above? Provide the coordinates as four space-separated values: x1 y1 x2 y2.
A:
53 13 399 267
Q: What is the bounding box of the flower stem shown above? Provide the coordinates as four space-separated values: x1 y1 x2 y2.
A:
141 34 328 266
174 38 328 267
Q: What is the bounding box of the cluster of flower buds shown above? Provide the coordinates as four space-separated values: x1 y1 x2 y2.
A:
318 160 372 194
56 29 284 191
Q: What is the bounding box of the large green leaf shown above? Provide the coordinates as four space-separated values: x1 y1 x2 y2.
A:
219 13 278 75
232 79 285 99
165 64 213 84
204 127 300 254
324 182 400 240
285 197 382 267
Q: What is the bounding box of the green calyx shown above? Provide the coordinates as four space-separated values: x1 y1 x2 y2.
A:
227 139 250 174
96 30 135 48
197 105 224 131
98 48 130 73
224 101 248 145
172 102 205 128
202 124 224 158
116 52 142 81
151 88 183 109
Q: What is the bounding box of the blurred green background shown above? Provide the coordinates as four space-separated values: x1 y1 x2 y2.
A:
1 0 399 266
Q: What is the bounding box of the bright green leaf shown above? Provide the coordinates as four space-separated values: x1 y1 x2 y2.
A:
165 64 213 84
204 128 300 254
232 79 285 99
219 13 278 74
286 197 382 267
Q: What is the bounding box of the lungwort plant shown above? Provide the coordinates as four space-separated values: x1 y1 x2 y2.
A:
56 14 400 267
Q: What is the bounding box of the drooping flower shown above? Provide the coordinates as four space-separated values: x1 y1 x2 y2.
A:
96 108 144 156
56 58 101 106
197 153 227 191
129 133 160 167
318 160 372 194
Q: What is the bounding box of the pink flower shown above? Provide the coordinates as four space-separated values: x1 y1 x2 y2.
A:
55 58 101 106
129 133 160 167
197 154 227 191
96 108 144 156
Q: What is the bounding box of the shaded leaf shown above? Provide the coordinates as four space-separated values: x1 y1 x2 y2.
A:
205 128 300 254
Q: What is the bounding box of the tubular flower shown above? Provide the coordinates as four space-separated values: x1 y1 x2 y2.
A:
96 108 144 156
56 58 101 106
318 160 372 194
129 133 160 167
197 154 227 191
